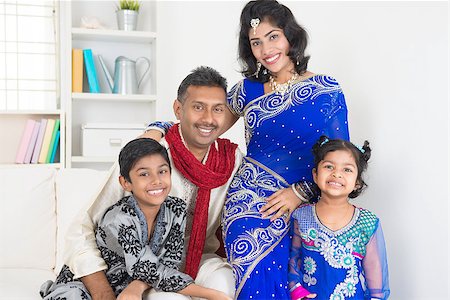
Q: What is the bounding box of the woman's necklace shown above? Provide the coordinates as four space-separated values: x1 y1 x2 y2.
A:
269 72 299 95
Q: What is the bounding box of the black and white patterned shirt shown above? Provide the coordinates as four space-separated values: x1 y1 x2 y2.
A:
96 195 193 294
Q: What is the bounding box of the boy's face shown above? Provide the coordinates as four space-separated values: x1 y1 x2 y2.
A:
120 154 171 210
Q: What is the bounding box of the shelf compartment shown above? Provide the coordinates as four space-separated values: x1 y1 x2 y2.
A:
0 110 62 115
72 156 116 163
0 163 62 169
72 93 156 103
72 28 156 43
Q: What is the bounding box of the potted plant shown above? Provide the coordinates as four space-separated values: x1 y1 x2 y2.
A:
116 0 141 31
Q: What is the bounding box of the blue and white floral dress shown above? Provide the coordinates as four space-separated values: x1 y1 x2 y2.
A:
222 75 350 299
289 204 390 299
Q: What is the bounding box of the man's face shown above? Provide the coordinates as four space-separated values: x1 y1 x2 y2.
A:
173 85 231 157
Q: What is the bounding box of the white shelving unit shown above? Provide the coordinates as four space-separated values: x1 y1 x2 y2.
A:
72 93 157 103
61 1 157 169
72 27 157 43
0 111 64 167
0 2 63 168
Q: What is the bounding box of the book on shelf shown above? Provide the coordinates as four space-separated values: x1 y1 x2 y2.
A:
72 48 84 93
38 119 56 164
49 130 60 163
15 119 36 164
23 121 41 164
31 118 48 164
45 119 61 163
83 49 100 93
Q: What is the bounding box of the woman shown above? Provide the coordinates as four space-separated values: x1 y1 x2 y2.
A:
221 1 350 299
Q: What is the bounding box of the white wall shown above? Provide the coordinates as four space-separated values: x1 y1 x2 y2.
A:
155 1 449 299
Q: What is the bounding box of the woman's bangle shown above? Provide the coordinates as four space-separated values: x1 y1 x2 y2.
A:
144 126 166 137
144 121 174 137
291 184 307 204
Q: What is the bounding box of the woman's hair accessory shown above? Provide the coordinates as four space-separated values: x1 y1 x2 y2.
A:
355 144 365 153
250 18 260 35
320 137 329 147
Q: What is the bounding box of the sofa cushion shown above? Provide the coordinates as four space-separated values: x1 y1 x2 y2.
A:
0 167 56 270
0 268 55 299
55 168 108 273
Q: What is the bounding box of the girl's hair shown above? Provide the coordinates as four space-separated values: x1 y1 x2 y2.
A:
119 138 171 182
312 135 372 198
238 0 310 82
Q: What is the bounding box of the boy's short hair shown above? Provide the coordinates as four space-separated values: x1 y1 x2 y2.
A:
119 138 171 182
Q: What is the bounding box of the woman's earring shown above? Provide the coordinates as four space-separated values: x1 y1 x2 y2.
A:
254 61 261 78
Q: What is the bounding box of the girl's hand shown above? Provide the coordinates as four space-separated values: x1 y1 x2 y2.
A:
260 187 302 221
293 293 317 299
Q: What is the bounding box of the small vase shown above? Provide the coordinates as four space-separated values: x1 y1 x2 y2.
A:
116 9 138 31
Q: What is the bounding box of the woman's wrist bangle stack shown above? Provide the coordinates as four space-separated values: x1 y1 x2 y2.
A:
291 184 307 203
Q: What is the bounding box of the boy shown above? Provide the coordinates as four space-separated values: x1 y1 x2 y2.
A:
40 138 231 300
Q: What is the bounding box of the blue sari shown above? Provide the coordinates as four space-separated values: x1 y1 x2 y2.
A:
222 75 350 299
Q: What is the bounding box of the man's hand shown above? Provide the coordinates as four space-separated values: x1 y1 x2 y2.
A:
117 280 149 300
80 271 116 300
260 187 302 221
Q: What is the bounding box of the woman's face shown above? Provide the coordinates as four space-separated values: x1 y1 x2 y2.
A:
249 20 294 78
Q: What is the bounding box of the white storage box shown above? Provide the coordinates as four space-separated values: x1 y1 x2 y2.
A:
81 123 146 157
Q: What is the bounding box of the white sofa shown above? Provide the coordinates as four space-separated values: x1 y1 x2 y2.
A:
0 166 108 299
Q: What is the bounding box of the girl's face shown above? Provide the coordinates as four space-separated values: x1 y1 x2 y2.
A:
120 154 171 210
313 150 359 201
249 20 294 78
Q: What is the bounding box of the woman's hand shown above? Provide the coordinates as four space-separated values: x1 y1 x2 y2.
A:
260 187 303 221
139 129 163 141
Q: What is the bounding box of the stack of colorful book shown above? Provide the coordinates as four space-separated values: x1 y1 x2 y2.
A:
72 48 100 93
15 118 61 164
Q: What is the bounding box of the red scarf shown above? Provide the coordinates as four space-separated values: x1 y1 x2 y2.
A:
165 124 238 278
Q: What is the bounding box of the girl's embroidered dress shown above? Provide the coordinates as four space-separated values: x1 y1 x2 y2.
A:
222 75 350 299
40 195 193 299
289 204 390 299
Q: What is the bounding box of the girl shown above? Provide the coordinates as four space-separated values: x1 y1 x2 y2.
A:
289 136 390 300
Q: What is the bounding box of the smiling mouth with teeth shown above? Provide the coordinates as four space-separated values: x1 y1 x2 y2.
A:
327 181 343 187
265 54 280 63
147 189 163 195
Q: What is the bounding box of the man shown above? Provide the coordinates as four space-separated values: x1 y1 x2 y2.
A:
64 66 242 299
